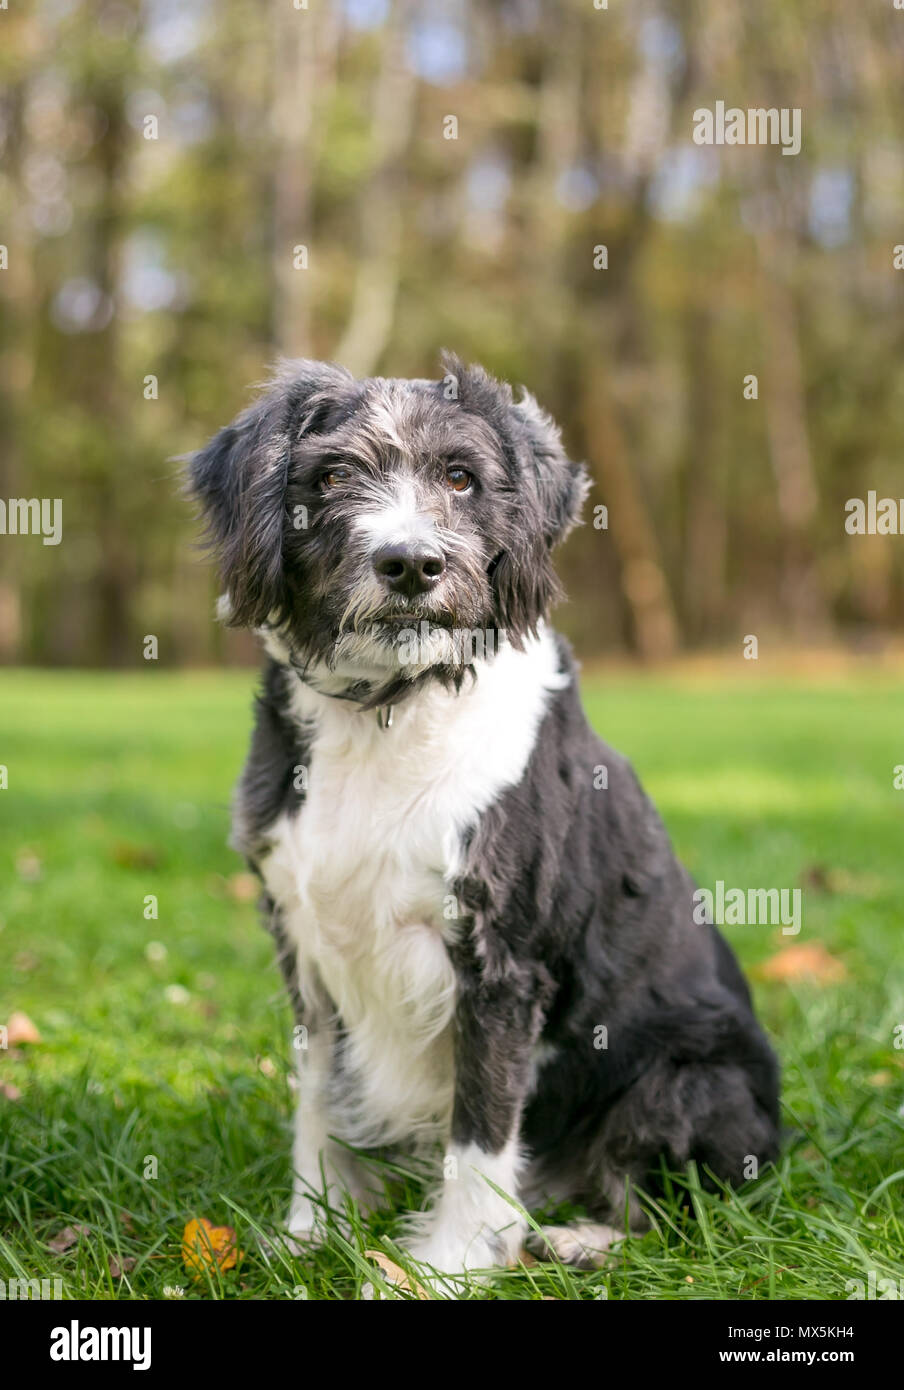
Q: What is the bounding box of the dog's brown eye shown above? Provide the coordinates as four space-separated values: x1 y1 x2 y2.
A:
446 467 472 493
322 466 351 490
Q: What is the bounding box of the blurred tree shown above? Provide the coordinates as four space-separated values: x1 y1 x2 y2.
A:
0 0 902 667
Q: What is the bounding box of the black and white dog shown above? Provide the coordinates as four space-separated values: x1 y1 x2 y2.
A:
189 356 780 1280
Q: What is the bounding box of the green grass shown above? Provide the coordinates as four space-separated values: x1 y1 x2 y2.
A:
1 666 903 1300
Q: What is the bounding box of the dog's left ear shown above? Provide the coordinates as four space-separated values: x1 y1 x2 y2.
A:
509 387 589 548
443 355 588 643
187 359 352 627
497 388 589 643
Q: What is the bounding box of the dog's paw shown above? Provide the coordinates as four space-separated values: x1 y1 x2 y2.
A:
524 1221 626 1269
403 1228 512 1296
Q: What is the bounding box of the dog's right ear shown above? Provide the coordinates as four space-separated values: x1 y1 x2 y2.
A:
186 359 352 627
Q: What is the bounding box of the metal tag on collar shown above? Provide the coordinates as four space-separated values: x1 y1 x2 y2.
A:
376 705 394 730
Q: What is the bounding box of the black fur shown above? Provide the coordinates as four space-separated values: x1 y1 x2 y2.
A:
452 634 779 1215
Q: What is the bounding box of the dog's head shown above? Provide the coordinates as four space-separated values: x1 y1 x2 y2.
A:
188 354 588 705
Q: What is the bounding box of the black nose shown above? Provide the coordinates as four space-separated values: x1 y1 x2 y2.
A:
373 542 446 598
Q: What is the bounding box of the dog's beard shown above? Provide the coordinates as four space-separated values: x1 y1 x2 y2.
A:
264 531 501 708
262 597 493 711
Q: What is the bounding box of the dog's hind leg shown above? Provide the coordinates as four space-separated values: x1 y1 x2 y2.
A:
525 1221 625 1269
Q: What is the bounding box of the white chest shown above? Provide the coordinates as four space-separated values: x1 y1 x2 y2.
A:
256 631 564 1145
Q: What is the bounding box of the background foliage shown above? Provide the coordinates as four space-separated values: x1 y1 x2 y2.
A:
2 0 903 667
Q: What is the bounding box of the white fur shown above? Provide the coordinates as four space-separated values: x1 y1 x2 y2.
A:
256 627 566 1253
351 477 435 553
406 1137 525 1277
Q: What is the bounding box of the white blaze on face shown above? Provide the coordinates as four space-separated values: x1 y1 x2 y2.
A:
352 477 438 557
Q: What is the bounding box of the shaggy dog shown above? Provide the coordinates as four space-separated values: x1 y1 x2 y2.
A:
188 355 780 1281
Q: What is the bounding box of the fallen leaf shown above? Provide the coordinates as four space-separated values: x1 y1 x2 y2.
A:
182 1218 241 1279
6 1011 41 1045
16 850 41 882
755 942 848 985
227 872 258 903
48 1224 91 1254
109 1255 137 1279
799 864 831 893
110 842 161 870
825 868 882 897
0 1082 22 1101
363 1250 428 1299
868 1071 893 1087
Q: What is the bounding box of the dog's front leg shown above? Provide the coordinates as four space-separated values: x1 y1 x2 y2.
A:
286 1023 381 1249
405 963 548 1280
285 1025 338 1246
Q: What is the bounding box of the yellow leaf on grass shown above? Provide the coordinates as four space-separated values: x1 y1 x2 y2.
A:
6 1011 41 1046
182 1218 240 1279
227 873 258 903
755 942 848 986
363 1250 429 1299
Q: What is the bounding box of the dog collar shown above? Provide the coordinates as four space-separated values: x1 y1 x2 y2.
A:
280 644 404 726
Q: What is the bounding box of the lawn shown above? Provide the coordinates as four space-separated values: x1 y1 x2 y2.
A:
1 665 903 1300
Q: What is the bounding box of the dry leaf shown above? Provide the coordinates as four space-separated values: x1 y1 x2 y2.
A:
755 942 848 985
48 1224 91 1253
363 1249 428 1299
799 864 831 893
227 872 258 903
109 1255 137 1279
16 850 41 882
182 1218 240 1279
1 1082 22 1101
6 1011 41 1045
111 842 161 870
825 868 882 897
